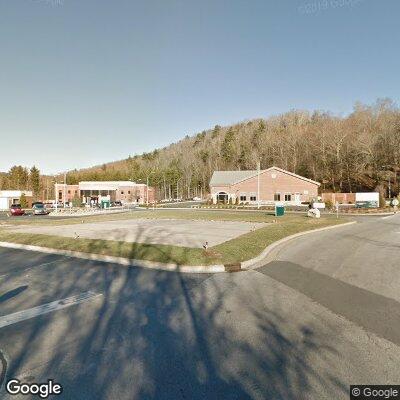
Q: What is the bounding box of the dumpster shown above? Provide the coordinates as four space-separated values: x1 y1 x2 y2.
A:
101 199 110 209
275 205 285 216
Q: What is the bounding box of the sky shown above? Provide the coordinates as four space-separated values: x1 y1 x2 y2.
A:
0 0 399 174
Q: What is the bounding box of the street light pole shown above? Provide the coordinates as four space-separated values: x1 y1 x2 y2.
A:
257 160 260 209
55 182 58 212
146 176 149 206
63 172 67 208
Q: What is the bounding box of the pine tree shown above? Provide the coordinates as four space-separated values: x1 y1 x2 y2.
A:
20 193 28 208
221 128 235 164
29 166 41 199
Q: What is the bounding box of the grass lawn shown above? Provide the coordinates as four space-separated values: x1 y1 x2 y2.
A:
0 211 352 266
2 208 283 226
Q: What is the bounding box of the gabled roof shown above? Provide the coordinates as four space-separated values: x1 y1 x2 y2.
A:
209 170 258 186
210 166 320 186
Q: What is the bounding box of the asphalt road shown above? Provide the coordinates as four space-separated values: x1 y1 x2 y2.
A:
0 214 400 399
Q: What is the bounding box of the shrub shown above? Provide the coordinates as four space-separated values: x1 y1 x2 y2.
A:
325 200 333 210
72 194 82 208
20 193 28 208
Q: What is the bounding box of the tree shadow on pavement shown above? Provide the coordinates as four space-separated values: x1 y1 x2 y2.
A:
0 227 347 399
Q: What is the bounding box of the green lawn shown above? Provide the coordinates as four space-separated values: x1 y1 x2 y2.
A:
3 208 282 226
0 212 352 266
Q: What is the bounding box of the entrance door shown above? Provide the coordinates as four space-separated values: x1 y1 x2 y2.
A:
294 193 301 204
217 192 229 204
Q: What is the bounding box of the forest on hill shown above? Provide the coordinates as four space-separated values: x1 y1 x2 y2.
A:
65 99 400 199
2 99 400 200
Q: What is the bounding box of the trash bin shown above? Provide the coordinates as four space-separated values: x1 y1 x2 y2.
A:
275 205 285 216
101 200 110 209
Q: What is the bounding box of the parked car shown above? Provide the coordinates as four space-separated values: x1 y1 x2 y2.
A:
111 201 122 207
9 204 25 216
32 202 49 215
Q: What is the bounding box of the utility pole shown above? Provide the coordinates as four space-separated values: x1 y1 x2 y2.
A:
257 160 261 209
63 172 67 208
55 182 58 212
146 176 149 206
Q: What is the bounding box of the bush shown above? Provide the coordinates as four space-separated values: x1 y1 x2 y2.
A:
325 200 333 210
72 194 82 208
20 193 28 208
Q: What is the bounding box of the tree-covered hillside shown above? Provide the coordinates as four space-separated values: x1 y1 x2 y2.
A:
2 99 400 200
65 99 400 199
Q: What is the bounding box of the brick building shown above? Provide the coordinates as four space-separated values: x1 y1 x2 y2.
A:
55 181 155 205
209 166 320 205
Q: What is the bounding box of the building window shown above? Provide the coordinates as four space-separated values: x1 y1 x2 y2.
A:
250 195 257 201
128 191 131 194
285 194 292 201
75 190 78 194
58 192 62 200
274 193 281 201
121 191 124 194
68 190 71 194
240 195 247 202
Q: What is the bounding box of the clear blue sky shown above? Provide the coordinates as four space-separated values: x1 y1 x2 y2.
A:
0 0 399 174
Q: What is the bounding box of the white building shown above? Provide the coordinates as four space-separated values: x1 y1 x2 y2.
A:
0 190 33 210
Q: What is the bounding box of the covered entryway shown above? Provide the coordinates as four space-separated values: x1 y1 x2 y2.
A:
216 192 229 204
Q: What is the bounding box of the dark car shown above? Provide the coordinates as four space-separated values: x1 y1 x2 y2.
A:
9 204 25 216
32 202 49 215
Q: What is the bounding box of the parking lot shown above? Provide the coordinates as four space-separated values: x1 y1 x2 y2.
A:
8 218 267 248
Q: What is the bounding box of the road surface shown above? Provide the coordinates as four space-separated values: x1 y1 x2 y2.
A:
0 214 400 399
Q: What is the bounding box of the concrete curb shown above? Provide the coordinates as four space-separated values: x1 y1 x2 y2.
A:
241 221 357 270
339 212 395 217
0 241 225 274
0 221 356 274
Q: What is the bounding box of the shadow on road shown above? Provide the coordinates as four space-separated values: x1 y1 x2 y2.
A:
0 285 28 303
0 227 347 399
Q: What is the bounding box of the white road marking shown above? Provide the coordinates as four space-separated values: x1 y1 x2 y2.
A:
0 291 102 329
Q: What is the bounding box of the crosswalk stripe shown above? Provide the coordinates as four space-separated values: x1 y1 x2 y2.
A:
0 291 102 329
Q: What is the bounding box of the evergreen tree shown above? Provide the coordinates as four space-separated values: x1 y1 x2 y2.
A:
29 166 41 199
20 193 28 208
221 128 235 164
